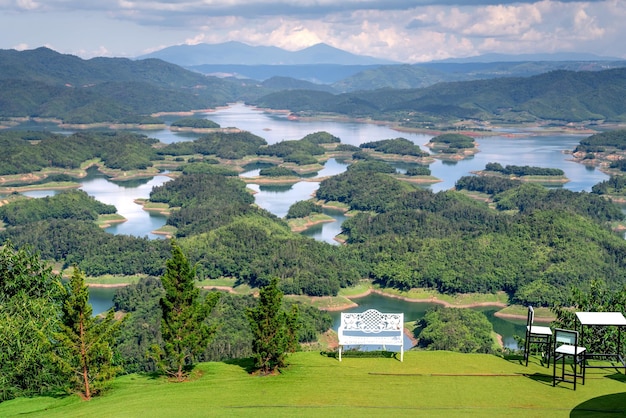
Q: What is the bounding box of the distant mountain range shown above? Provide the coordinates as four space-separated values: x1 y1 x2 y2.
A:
138 42 397 66
136 42 626 92
436 52 622 63
2 46 626 127
251 67 626 125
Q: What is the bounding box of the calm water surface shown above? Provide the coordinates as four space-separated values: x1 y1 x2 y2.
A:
23 104 607 239
17 104 604 344
90 287 525 349
331 293 526 350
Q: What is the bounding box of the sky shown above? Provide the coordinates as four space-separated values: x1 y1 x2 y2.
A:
1 0 624 63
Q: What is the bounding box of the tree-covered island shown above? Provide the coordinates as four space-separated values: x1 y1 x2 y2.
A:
426 133 478 160
474 162 569 184
2 127 626 308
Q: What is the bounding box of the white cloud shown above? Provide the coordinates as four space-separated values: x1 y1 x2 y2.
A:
0 0 623 61
12 42 30 51
16 0 39 10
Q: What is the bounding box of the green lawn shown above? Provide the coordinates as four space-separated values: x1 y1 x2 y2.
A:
1 351 625 417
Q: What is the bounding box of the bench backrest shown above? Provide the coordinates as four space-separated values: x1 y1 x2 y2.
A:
337 309 404 361
339 309 403 334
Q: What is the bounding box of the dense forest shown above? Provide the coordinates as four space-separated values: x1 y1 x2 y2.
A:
250 68 626 126
2 135 626 305
0 130 157 175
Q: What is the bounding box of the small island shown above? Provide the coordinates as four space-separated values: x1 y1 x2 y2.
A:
474 162 568 184
169 117 225 133
426 133 478 160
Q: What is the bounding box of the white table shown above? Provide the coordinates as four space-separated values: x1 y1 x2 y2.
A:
575 312 626 372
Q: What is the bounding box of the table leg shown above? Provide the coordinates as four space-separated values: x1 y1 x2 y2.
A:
617 326 626 374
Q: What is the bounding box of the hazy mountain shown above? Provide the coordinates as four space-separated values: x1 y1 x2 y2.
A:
333 60 626 92
186 64 382 84
252 67 626 124
138 42 397 66
260 76 336 93
436 52 622 63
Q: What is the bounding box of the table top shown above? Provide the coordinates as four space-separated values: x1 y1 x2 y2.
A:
576 312 626 326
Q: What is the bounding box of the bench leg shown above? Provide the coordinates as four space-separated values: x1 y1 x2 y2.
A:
400 346 404 362
338 345 342 362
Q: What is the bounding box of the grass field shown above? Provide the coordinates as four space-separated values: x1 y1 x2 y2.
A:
1 351 625 417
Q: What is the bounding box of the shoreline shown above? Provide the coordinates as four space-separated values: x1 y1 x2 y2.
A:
86 283 129 288
252 105 605 138
319 288 553 323
317 288 509 311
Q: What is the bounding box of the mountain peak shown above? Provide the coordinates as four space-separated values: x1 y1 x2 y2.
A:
138 42 398 66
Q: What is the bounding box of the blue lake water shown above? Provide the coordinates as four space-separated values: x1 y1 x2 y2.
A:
15 103 608 344
19 103 608 239
328 293 526 350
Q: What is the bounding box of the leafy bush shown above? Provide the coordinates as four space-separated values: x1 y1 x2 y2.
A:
416 307 495 354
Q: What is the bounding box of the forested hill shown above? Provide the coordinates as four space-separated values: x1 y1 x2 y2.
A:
0 47 253 91
0 48 265 124
250 67 626 125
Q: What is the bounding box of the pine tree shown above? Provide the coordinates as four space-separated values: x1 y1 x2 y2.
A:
0 242 66 401
54 267 122 400
151 240 219 381
246 277 299 375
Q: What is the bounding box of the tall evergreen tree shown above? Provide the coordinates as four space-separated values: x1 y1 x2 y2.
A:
246 277 299 375
151 240 219 382
54 267 122 400
0 242 65 401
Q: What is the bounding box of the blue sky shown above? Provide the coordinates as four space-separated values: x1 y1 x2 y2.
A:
1 0 624 62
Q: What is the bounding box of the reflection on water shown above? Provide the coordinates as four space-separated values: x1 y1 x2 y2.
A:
77 167 170 239
259 184 294 193
427 135 607 192
328 293 525 349
315 158 349 178
300 208 347 245
88 288 525 348
21 105 611 336
247 181 319 218
88 287 117 316
21 190 59 198
20 105 606 242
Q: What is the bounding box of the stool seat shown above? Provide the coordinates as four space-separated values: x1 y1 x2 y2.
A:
528 325 552 335
553 328 586 390
524 306 552 367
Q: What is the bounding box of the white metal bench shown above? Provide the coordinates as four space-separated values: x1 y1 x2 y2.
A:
338 309 404 361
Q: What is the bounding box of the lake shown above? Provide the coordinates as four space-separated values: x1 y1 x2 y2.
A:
165 104 607 241
90 287 525 349
15 103 607 346
24 103 607 240
329 293 526 350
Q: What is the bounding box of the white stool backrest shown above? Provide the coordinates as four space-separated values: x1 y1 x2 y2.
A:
526 306 536 328
554 328 577 346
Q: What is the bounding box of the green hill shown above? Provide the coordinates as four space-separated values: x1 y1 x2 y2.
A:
251 68 626 124
1 351 624 417
0 48 264 124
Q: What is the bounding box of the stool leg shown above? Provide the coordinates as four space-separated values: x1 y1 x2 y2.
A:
552 352 557 386
573 354 577 390
581 353 585 386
